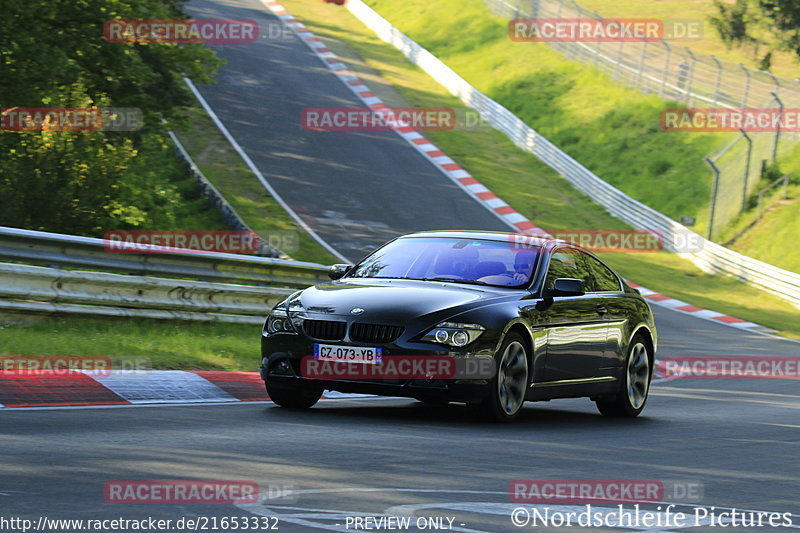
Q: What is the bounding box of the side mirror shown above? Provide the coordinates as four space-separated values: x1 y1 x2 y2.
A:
547 278 585 297
328 264 352 280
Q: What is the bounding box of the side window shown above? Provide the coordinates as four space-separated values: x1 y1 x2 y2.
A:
545 248 594 292
583 253 621 292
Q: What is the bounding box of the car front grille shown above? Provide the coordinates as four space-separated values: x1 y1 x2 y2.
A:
350 323 404 344
303 319 347 341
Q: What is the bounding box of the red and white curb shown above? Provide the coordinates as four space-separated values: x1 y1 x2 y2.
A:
257 0 774 336
0 370 372 409
625 281 771 332
260 0 548 238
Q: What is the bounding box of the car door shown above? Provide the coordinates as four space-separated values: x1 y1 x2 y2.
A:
539 247 610 381
582 252 627 370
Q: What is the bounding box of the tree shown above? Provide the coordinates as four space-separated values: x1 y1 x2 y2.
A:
711 0 800 69
0 0 224 234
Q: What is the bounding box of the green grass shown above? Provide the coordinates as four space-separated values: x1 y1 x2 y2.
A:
600 252 800 339
713 143 800 272
724 183 800 273
277 0 800 338
361 0 731 225
0 316 260 371
173 106 339 265
576 0 800 78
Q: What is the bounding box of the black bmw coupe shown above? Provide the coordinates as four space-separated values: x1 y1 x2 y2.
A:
261 231 656 422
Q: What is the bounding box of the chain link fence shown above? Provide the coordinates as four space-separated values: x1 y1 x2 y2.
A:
704 95 794 239
484 0 799 238
485 0 800 109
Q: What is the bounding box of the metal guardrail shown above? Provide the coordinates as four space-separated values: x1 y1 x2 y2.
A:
0 226 329 322
0 262 292 324
345 0 800 308
0 226 329 288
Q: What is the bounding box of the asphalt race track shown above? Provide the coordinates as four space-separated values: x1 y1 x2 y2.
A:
2 312 799 533
2 0 798 531
184 0 511 261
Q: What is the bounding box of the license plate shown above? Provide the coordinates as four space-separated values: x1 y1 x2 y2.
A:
313 344 382 364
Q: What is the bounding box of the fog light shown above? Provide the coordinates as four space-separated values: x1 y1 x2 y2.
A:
271 360 292 376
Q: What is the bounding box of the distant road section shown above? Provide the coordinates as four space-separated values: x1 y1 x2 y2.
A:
186 0 511 261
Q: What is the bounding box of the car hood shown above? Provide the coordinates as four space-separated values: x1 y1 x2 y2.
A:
295 278 515 323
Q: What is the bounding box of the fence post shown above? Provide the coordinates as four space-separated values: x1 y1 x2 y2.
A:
684 48 697 106
771 92 783 162
705 157 720 240
659 41 671 99
711 56 722 106
636 40 648 87
739 63 750 107
768 71 781 96
741 130 753 213
614 40 625 81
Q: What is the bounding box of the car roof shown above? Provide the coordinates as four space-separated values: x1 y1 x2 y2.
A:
397 230 574 250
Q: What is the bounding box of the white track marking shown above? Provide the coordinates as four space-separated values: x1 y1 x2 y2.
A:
183 77 348 262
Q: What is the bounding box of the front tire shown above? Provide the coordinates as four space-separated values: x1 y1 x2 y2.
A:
266 380 323 409
596 335 652 417
476 332 529 422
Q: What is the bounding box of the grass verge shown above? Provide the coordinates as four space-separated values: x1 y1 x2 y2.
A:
0 316 259 371
173 105 339 265
360 0 729 227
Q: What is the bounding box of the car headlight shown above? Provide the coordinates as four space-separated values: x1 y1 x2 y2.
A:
264 308 297 335
421 322 485 347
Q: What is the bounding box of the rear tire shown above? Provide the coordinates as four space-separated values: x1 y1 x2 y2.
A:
596 334 652 417
475 332 529 422
266 380 323 409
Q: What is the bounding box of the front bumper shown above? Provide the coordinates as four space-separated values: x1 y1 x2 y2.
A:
261 332 498 403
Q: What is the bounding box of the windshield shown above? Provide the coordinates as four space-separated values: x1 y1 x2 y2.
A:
346 237 540 287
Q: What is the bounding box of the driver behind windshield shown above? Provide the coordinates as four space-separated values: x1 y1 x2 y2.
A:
512 252 536 283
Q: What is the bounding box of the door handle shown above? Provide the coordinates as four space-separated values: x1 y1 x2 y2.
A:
595 305 607 315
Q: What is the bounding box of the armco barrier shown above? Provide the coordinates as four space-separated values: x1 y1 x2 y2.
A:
345 0 800 308
0 226 329 289
0 226 329 322
0 262 291 323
